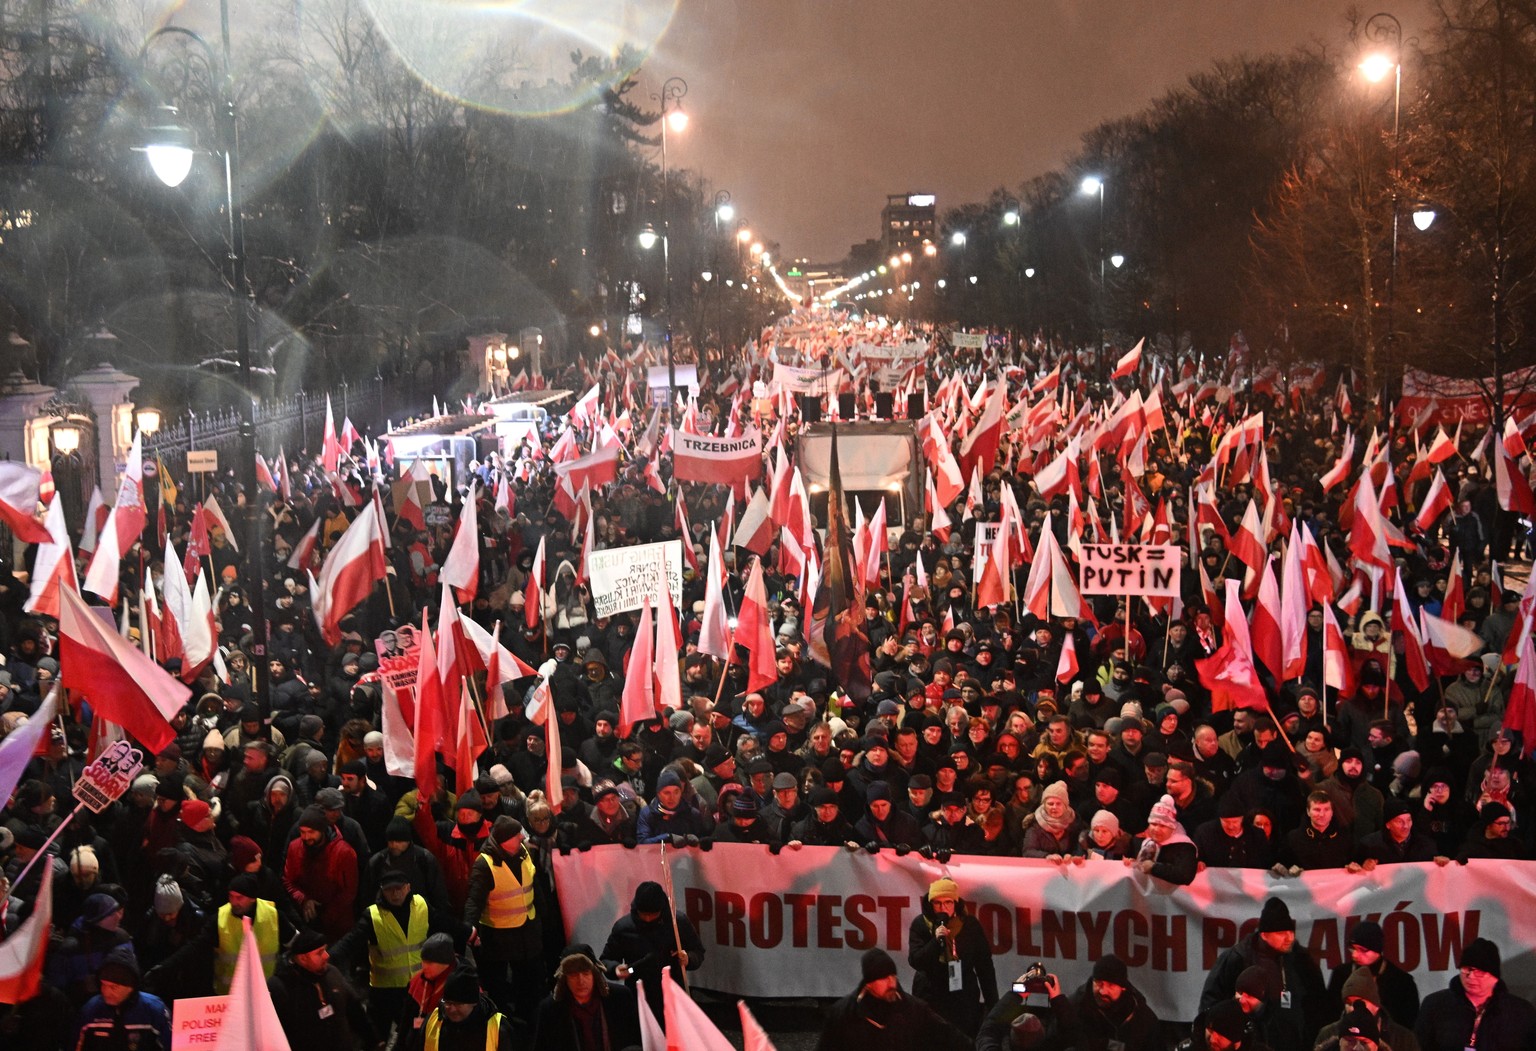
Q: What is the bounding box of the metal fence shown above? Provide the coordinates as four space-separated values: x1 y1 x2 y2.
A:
141 376 427 477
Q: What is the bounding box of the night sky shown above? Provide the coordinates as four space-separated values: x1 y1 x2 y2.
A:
651 0 1427 263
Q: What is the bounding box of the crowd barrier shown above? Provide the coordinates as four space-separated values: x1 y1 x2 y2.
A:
554 845 1529 1020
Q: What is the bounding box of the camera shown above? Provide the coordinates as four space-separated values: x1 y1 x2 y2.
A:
1012 962 1048 995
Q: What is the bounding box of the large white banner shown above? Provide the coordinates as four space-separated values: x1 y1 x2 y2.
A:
555 846 1528 1020
771 362 841 396
586 541 683 618
670 428 763 488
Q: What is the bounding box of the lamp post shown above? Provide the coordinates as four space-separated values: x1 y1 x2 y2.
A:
140 7 268 707
712 190 732 351
652 76 688 406
1080 174 1107 385
1360 11 1403 390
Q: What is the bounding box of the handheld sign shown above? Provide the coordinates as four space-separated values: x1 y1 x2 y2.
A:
73 740 145 813
1079 544 1181 597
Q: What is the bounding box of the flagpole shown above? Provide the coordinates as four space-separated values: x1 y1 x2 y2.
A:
11 807 81 892
659 842 689 993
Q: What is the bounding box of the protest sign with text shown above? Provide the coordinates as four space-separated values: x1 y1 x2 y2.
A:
1079 543 1181 596
587 541 683 618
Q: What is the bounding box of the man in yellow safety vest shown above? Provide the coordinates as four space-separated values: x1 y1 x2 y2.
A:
422 967 512 1051
204 873 293 995
330 868 470 1034
462 816 543 1023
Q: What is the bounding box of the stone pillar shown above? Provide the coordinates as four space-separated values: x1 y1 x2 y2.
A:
69 364 140 493
0 371 58 468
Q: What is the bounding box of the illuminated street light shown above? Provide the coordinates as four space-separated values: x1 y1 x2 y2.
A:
1359 52 1395 82
638 224 659 250
1080 175 1103 196
950 231 967 246
1111 253 1125 268
1412 208 1437 231
716 201 735 223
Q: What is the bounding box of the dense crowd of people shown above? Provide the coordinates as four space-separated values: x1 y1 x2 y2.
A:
0 322 1533 1051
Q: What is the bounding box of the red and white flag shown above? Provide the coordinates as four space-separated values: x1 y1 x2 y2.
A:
619 597 657 736
1055 629 1079 684
654 582 683 712
698 526 733 661
0 868 52 1004
1195 578 1269 713
737 557 779 693
1249 556 1283 680
83 431 148 603
58 585 186 752
1393 570 1432 692
0 462 52 543
24 497 77 619
203 494 239 552
957 375 1006 481
1321 602 1352 693
733 487 773 556
441 482 481 603
322 395 342 473
312 506 388 646
1494 441 1536 514
663 972 736 1051
1110 337 1144 380
1415 468 1453 532
79 485 106 555
1503 632 1536 758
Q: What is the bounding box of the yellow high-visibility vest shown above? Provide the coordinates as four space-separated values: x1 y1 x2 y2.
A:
480 851 536 928
215 900 279 993
368 896 429 988
424 1009 501 1051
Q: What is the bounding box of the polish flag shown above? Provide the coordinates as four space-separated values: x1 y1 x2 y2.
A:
24 498 77 619
1442 551 1466 625
0 462 52 543
1393 570 1432 692
654 582 683 712
1348 474 1394 572
675 499 700 576
1279 523 1310 681
1415 468 1453 532
441 482 481 603
83 432 148 603
733 487 774 556
1321 602 1352 694
1420 608 1484 676
1229 499 1268 574
412 609 443 796
1319 440 1355 493
736 557 779 693
957 375 1006 481
79 485 106 554
1502 633 1536 758
0 873 52 1004
738 1001 778 1051
203 494 239 552
322 395 342 473
340 416 361 454
524 535 546 630
926 470 953 542
1110 337 1144 380
286 517 321 573
312 505 388 645
1425 425 1458 463
663 972 736 1051
162 537 212 684
58 585 186 752
1055 629 1079 684
450 679 484 795
698 526 733 661
1196 578 1269 712
1033 438 1079 501
1250 556 1283 681
254 453 278 494
1502 561 1536 665
398 461 430 532
1494 441 1536 514
619 597 657 737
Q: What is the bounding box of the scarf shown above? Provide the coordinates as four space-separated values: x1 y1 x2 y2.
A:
1033 802 1076 837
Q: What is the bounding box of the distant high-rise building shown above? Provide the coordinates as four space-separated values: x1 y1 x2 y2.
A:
880 193 936 256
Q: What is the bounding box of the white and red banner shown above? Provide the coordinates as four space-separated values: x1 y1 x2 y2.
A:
556 846 1527 1023
1397 364 1536 428
770 361 841 396
670 427 764 488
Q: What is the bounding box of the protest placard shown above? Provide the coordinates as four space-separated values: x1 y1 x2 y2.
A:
172 996 229 1051
1079 543 1181 596
588 541 683 618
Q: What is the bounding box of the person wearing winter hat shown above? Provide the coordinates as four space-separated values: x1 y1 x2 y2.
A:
135 873 208 998
1324 919 1422 1028
285 802 359 941
600 880 704 1020
1200 896 1327 1050
1313 966 1419 1051
818 947 970 1051
420 966 510 1051
907 877 997 1036
268 928 377 1050
1021 781 1080 861
75 949 172 1051
1052 952 1159 1051
854 778 923 851
531 944 641 1051
1416 937 1536 1051
1200 999 1254 1049
462 815 543 1022
365 815 450 913
1457 800 1529 860
1125 793 1198 884
1082 809 1129 860
634 767 709 846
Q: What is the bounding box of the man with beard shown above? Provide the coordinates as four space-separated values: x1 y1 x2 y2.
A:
1057 954 1159 1051
283 806 358 940
463 817 544 1022
1200 897 1327 1051
816 948 969 1051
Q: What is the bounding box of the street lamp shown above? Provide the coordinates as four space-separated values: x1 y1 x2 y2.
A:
140 12 268 706
638 223 659 251
135 407 162 435
652 75 688 405
1110 254 1125 269
1412 208 1436 231
1360 10 1403 388
950 231 967 247
1081 174 1107 384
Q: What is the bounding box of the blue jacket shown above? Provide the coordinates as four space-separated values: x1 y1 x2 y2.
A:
73 990 172 1051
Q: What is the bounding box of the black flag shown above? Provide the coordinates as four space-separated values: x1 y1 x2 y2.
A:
813 422 873 702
